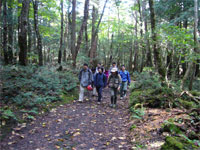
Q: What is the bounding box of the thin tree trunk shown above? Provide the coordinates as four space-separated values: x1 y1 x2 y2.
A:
28 21 32 54
149 0 166 81
3 0 8 64
129 42 133 71
58 0 64 64
68 0 72 60
71 0 76 66
181 20 188 76
138 0 144 72
8 0 14 64
32 0 43 66
133 12 139 72
109 34 114 67
89 5 98 64
72 0 90 67
194 0 199 77
0 0 2 17
142 0 152 67
63 13 68 62
85 21 89 53
89 0 108 66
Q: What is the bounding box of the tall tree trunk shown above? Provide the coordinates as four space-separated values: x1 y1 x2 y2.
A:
109 34 114 67
32 0 43 66
3 0 8 64
63 13 68 62
149 0 166 81
181 20 188 76
84 21 89 53
138 0 145 72
8 0 14 64
72 0 90 67
89 0 108 66
142 0 152 67
28 21 32 54
71 0 76 66
133 12 139 72
18 0 30 65
58 0 64 64
89 5 98 65
194 0 199 77
67 0 72 60
0 0 2 17
129 42 133 71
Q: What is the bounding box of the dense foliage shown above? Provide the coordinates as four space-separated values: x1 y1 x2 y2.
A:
0 65 78 131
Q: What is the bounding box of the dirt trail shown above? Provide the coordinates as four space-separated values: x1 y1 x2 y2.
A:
1 88 132 150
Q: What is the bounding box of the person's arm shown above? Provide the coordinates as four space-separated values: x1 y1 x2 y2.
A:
127 71 131 84
89 70 93 85
79 70 82 82
107 75 111 86
103 75 107 87
94 74 97 87
118 74 122 88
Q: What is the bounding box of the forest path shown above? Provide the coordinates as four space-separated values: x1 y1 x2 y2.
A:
1 88 132 150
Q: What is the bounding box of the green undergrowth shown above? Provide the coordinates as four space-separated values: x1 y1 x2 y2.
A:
161 136 199 150
0 65 78 140
129 70 200 149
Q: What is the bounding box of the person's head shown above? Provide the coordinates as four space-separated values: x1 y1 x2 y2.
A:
112 62 116 67
111 68 118 75
91 67 96 73
83 63 88 70
121 65 125 71
98 67 103 74
97 63 101 68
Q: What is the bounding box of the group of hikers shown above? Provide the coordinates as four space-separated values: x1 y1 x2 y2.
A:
78 62 131 108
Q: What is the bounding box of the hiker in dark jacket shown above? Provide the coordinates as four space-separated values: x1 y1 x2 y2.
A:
94 67 107 104
78 63 93 102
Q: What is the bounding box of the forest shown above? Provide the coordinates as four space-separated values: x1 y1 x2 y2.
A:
0 0 200 150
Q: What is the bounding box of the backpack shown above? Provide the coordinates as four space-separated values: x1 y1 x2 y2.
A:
80 69 92 81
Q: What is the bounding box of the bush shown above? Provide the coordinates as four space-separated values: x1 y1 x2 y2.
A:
1 65 78 128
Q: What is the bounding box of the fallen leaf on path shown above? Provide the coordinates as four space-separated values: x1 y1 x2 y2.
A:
55 133 60 137
118 137 126 140
55 145 60 149
111 137 117 141
73 132 80 136
56 119 62 122
8 141 16 145
106 142 110 146
44 135 49 138
42 123 46 127
57 138 64 142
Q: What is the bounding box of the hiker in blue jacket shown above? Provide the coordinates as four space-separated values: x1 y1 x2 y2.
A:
94 67 107 104
119 65 131 99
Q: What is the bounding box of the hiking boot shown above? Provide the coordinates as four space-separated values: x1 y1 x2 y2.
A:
97 102 101 105
120 97 123 100
113 104 116 108
109 104 113 107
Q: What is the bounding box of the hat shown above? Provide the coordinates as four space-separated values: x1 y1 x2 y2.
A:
111 68 118 72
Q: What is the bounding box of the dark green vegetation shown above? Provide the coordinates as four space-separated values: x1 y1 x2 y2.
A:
0 0 200 149
129 70 200 149
0 65 78 139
